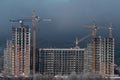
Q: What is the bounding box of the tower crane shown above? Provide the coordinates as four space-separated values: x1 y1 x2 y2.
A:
10 17 40 75
10 12 51 75
19 14 39 75
84 24 97 38
84 23 97 72
75 34 91 48
21 12 51 75
83 22 112 72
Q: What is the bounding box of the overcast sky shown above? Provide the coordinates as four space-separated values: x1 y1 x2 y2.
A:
0 0 120 49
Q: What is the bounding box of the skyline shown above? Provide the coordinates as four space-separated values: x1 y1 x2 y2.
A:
0 0 120 63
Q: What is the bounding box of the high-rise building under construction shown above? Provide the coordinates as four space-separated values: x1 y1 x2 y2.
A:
84 37 114 76
4 40 13 75
38 36 114 76
11 26 30 76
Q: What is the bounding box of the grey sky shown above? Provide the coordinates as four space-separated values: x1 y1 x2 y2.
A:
0 0 120 48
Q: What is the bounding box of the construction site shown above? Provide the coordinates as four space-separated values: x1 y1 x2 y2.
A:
38 22 114 76
2 12 116 80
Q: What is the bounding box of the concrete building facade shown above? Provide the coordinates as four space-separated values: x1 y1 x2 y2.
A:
11 26 30 76
84 37 114 76
39 48 85 75
4 40 13 75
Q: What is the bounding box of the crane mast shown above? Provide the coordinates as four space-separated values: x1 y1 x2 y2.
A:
84 24 97 72
24 15 39 75
10 16 38 75
32 15 37 75
22 12 51 75
10 12 51 76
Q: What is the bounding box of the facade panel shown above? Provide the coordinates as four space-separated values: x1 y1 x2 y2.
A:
11 26 30 76
39 48 85 75
85 37 114 76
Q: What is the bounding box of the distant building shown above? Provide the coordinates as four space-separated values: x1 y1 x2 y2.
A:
84 37 114 76
84 43 93 73
11 26 30 76
0 56 4 73
4 40 12 75
39 48 85 75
